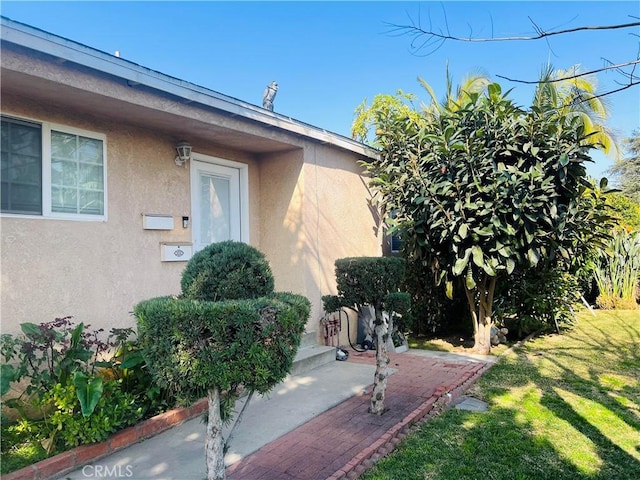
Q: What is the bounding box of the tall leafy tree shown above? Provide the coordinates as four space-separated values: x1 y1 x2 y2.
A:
607 130 640 203
534 65 620 158
354 81 609 353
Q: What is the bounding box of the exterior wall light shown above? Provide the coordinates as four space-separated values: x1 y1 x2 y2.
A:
174 141 192 167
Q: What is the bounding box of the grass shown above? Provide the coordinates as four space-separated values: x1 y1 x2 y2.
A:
363 310 640 480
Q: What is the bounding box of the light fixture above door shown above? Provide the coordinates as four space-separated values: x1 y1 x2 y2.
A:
174 141 192 167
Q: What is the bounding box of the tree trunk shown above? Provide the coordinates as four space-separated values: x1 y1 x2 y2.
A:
385 311 396 352
360 305 376 342
369 305 390 415
465 275 497 355
475 315 492 355
205 388 226 480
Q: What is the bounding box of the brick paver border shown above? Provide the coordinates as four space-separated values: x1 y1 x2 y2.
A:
326 358 491 480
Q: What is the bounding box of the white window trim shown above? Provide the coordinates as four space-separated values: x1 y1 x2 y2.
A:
1 115 108 222
190 152 249 243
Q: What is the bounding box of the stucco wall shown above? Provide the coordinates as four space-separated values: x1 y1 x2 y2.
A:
1 74 381 344
259 143 382 342
258 149 307 294
301 143 382 344
0 94 262 336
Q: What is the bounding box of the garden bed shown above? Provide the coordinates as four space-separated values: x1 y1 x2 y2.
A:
2 399 207 480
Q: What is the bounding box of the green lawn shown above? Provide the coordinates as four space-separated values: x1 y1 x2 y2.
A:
363 310 640 480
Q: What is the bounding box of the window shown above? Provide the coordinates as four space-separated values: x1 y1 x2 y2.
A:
390 231 403 253
1 118 42 214
1 116 106 219
389 209 403 254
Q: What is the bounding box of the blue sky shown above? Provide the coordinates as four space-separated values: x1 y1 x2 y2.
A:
2 1 638 178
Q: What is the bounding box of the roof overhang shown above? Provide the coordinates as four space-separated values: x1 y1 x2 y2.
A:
1 16 380 159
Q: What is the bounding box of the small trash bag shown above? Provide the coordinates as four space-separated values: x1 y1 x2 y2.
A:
336 347 349 361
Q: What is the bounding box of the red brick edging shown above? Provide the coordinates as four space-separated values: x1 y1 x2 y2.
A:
325 361 493 480
1 399 208 480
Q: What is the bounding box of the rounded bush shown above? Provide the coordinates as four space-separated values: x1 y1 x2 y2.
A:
181 241 275 301
135 292 310 407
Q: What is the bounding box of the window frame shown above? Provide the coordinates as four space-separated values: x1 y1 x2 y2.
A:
1 114 108 222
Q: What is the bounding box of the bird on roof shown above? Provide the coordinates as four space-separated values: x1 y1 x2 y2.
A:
263 81 278 111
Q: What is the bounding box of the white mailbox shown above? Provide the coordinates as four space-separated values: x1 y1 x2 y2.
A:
143 214 174 230
161 243 193 262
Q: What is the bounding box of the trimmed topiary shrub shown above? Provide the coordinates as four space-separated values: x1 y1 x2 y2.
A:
333 257 406 309
322 256 409 415
135 241 309 480
135 292 309 409
181 240 275 301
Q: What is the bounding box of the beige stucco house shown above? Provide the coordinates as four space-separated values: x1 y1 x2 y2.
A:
0 17 385 345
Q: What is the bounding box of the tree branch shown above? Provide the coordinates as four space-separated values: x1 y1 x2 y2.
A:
388 9 640 98
386 19 640 44
495 59 640 84
590 80 640 100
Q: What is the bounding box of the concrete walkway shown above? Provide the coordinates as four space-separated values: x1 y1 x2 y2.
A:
54 349 496 480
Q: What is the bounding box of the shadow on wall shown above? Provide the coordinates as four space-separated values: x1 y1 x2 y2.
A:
257 144 382 335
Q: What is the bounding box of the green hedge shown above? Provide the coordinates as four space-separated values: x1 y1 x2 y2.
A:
180 240 275 301
135 292 309 403
334 257 406 307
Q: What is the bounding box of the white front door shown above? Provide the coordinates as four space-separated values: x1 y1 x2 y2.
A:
190 158 245 252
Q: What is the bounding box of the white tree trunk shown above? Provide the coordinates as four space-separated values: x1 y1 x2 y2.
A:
369 306 389 415
475 317 492 355
465 275 497 355
205 388 226 480
385 311 396 352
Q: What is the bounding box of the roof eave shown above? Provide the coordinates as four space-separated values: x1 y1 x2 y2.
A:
0 16 379 159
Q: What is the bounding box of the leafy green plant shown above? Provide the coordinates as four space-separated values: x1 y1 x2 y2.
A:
1 318 178 472
606 192 640 232
73 371 104 417
0 408 48 476
181 240 275 301
1 318 111 435
95 327 175 417
0 317 108 398
36 379 142 449
354 79 613 353
494 265 580 337
594 229 640 309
